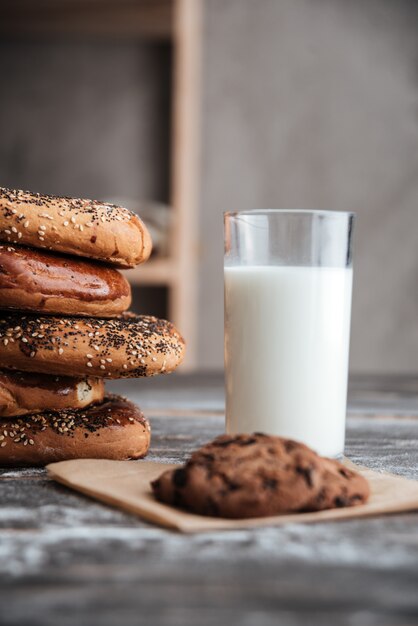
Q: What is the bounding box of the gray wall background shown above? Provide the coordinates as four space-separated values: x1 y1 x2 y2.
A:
0 0 417 373
200 0 418 373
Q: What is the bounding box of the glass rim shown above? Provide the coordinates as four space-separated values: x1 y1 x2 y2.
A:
224 209 355 218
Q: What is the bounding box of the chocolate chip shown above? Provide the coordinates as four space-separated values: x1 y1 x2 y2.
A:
334 496 349 507
201 452 215 462
296 465 314 488
151 478 161 492
213 438 235 447
219 473 240 491
263 477 278 490
173 490 184 508
239 437 257 446
338 468 351 479
90 235 97 244
284 440 297 452
172 468 187 488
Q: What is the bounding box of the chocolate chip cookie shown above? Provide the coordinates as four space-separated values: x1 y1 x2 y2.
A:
151 433 370 518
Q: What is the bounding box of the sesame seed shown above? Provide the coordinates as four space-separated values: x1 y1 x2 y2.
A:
63 221 69 226
11 226 17 233
106 358 112 363
86 353 93 359
39 225 46 231
58 348 64 355
86 362 93 368
71 216 76 224
24 221 29 227
100 365 106 370
21 337 28 343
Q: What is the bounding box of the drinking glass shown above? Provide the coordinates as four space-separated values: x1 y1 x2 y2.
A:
224 210 355 458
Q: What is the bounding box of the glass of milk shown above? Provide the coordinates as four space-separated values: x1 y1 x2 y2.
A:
224 210 355 458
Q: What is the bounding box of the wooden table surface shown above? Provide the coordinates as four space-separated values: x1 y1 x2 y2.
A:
1 373 418 626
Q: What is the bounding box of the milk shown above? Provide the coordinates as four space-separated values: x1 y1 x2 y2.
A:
224 265 353 457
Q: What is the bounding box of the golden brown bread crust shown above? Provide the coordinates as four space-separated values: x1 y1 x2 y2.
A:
0 394 151 466
0 370 105 417
0 244 131 317
0 187 152 268
0 313 185 379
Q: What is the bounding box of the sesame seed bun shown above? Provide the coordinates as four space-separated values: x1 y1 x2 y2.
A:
0 394 150 466
0 370 105 417
0 187 152 268
0 313 185 379
0 244 131 317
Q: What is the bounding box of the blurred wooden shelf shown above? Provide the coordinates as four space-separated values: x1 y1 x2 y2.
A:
123 257 176 286
0 0 201 369
0 0 174 40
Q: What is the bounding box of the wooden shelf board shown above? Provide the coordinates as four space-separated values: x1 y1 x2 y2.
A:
0 0 173 40
123 257 176 286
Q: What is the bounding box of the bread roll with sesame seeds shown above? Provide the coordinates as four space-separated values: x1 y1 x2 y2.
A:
0 313 185 379
0 187 152 268
0 394 150 466
0 244 131 317
0 370 105 417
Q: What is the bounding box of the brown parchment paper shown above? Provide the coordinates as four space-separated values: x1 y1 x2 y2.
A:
46 458 418 533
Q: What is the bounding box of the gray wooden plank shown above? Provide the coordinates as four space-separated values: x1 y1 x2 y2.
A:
1 375 418 626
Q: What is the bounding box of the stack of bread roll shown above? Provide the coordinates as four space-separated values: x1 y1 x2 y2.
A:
0 187 185 466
